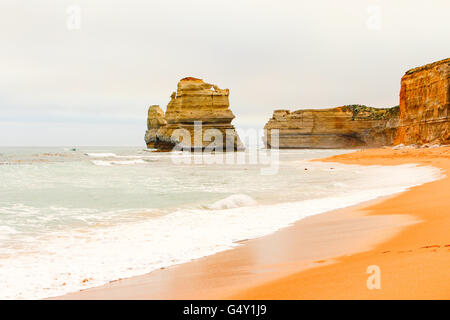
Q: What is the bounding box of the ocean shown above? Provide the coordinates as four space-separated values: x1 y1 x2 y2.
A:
0 147 441 299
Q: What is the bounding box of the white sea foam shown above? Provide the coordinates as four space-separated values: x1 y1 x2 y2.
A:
0 226 18 241
91 159 147 166
208 194 257 210
85 153 118 157
0 162 441 299
0 226 18 239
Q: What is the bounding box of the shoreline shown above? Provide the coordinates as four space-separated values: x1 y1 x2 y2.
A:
231 146 450 299
55 146 450 300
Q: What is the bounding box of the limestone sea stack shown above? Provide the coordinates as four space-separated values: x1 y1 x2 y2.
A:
395 58 450 145
145 105 172 151
264 105 400 149
145 77 244 151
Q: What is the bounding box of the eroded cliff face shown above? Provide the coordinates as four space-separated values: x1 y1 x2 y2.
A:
264 105 399 149
395 58 450 145
145 77 244 151
264 58 450 149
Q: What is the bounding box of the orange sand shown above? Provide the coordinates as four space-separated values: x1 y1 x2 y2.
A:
232 146 450 299
57 147 450 300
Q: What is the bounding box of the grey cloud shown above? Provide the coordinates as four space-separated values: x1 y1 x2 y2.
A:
0 0 449 145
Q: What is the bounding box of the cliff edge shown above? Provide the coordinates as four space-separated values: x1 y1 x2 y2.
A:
395 58 450 145
264 57 449 149
264 105 399 149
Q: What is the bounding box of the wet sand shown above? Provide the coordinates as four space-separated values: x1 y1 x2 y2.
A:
232 146 450 299
57 147 450 300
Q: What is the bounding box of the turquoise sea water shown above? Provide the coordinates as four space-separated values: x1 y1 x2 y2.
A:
0 147 441 299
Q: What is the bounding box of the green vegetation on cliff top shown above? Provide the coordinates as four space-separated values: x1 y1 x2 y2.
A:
405 57 450 75
342 104 400 120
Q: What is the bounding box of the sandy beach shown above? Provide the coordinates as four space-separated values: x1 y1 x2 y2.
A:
56 146 450 300
231 146 450 299
2 0 449 305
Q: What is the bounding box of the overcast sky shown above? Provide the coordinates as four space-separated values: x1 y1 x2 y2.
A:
1 0 449 146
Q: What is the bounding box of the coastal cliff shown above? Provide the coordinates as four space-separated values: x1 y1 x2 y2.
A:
264 57 449 149
395 58 450 145
264 105 399 149
145 77 244 151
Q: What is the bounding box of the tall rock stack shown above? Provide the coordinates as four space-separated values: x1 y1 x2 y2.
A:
264 105 400 149
145 77 244 151
144 105 173 151
395 58 450 145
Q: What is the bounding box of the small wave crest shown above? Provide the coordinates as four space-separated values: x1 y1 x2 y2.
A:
85 153 117 157
91 159 147 166
208 194 257 210
0 226 18 239
0 226 18 234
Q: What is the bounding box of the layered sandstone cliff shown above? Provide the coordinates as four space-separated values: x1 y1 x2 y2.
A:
264 105 399 149
145 77 244 151
395 58 450 145
264 58 450 149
